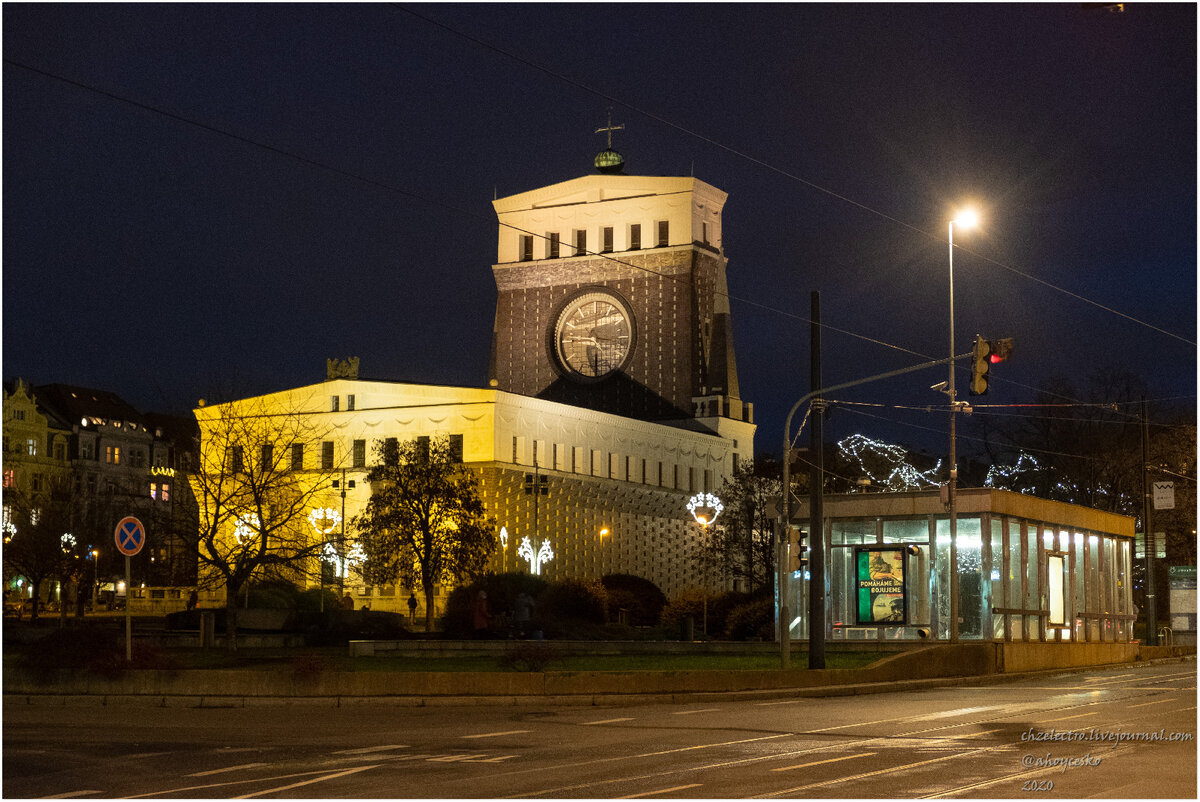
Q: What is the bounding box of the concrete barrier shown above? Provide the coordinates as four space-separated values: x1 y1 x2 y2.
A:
5 642 1191 704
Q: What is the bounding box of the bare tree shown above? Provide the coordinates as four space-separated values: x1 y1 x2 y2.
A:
695 458 780 595
354 436 496 632
189 395 335 649
2 477 77 621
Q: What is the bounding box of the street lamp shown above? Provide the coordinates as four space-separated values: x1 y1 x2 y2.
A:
90 548 99 611
946 208 977 642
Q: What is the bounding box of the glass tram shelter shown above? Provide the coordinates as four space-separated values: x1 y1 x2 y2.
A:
786 488 1137 643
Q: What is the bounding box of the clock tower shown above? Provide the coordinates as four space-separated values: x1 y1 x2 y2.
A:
488 159 753 436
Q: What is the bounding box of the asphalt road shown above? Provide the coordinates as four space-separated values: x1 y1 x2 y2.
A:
4 661 1195 799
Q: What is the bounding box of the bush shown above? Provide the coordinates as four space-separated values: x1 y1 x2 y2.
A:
442 572 549 637
245 579 301 609
17 624 179 679
497 641 559 672
600 574 666 626
533 579 607 639
659 587 708 628
724 596 775 641
707 590 769 637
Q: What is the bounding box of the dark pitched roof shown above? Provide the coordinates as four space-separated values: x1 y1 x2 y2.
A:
33 383 145 427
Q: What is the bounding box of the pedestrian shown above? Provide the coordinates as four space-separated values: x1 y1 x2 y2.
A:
472 590 489 638
407 592 418 622
186 590 198 612
513 591 534 638
341 593 354 610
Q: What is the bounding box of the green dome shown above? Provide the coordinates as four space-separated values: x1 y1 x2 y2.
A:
594 149 625 173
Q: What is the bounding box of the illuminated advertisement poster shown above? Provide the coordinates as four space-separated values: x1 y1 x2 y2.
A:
855 548 907 625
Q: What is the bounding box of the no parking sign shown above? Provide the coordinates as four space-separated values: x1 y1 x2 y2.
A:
114 516 146 556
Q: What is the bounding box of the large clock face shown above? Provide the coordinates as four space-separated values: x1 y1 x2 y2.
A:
553 290 635 379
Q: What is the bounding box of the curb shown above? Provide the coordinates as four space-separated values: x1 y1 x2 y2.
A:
5 655 1192 709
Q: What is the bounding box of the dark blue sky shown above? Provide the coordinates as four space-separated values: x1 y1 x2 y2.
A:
4 3 1195 459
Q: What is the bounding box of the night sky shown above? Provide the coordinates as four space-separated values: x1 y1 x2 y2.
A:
4 4 1195 460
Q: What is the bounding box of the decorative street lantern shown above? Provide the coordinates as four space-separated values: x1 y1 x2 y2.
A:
518 536 554 575
686 492 724 526
234 513 260 544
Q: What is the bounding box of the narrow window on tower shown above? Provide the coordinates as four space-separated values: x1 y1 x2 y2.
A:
330 395 339 412
520 235 534 262
574 229 587 256
629 223 641 250
657 220 669 247
702 221 709 245
448 434 464 463
321 441 334 470
602 226 614 253
352 439 366 468
547 232 560 259
291 443 304 471
347 394 355 411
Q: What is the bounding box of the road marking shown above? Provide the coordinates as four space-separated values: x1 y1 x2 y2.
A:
618 783 702 798
40 792 103 799
125 751 174 759
759 746 997 797
188 763 269 777
952 728 1002 739
911 706 998 721
582 717 636 725
466 755 518 763
428 754 489 762
1180 706 1197 712
1127 699 1173 709
637 733 791 758
673 708 720 715
332 744 409 755
1040 712 1097 723
126 767 375 798
462 730 531 739
771 752 874 772
232 764 377 799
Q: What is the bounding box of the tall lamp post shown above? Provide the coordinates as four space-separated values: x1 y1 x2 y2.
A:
946 209 977 643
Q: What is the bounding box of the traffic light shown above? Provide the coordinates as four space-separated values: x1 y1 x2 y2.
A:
969 336 1013 396
789 527 808 573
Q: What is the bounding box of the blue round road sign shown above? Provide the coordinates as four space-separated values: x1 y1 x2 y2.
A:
114 516 146 556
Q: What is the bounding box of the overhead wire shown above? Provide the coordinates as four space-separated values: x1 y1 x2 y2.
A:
393 4 1195 349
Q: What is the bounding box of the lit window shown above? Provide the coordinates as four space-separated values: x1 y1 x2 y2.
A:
2 470 12 488
26 438 37 457
105 445 120 464
160 483 170 502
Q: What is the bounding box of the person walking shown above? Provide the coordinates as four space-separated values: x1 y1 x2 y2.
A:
472 590 489 638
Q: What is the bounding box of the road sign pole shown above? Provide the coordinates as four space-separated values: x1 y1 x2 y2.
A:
125 555 132 662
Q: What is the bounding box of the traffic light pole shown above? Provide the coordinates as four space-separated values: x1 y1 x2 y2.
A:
779 348 972 670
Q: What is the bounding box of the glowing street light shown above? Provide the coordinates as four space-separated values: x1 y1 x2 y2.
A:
946 207 979 643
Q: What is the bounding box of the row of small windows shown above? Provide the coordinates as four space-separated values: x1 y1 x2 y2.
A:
330 395 356 412
519 221 670 262
229 434 465 474
515 437 712 492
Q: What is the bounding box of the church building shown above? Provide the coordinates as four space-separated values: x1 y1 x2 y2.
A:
194 143 755 615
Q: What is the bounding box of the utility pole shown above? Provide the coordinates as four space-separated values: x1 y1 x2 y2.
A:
1142 398 1158 645
808 291 825 670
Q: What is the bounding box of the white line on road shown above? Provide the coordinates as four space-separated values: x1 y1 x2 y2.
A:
467 755 519 763
1126 699 1173 709
332 744 409 755
582 717 636 725
40 791 103 799
232 764 378 799
188 763 269 777
672 708 720 715
770 752 875 772
1040 712 1098 723
126 767 374 798
759 746 998 798
618 783 702 798
462 730 531 739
